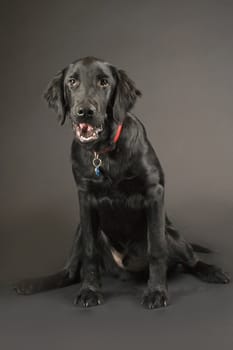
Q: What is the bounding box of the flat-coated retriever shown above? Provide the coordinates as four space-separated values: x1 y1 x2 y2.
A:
16 56 230 309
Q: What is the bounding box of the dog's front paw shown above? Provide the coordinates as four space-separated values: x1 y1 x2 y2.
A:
74 288 104 308
141 288 169 309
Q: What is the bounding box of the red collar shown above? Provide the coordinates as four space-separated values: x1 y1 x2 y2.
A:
94 124 123 155
113 124 123 143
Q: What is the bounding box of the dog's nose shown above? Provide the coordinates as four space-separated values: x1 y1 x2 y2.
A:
77 106 96 117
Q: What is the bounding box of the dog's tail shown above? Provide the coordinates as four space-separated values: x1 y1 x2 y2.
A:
190 243 213 254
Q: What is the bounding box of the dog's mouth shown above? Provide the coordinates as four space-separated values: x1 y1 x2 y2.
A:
73 123 103 143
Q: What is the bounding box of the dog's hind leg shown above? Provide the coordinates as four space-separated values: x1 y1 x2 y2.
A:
187 260 230 284
166 216 230 284
15 224 82 295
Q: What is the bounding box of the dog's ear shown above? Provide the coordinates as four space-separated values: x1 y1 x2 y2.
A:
43 69 67 125
111 68 142 123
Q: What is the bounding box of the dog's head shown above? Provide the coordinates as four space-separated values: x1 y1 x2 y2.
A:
44 56 141 145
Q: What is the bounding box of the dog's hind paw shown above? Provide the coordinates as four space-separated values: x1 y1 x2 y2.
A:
141 288 169 309
192 261 230 284
14 279 38 295
74 288 104 308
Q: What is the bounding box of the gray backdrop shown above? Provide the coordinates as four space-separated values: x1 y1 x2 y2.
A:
0 0 232 348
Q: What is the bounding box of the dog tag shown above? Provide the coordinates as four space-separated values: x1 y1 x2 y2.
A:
93 152 102 177
95 167 101 176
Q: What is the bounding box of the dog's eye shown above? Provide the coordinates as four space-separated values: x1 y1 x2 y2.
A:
98 78 109 88
68 78 80 88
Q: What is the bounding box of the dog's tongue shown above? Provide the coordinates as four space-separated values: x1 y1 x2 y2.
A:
78 123 95 138
79 123 93 132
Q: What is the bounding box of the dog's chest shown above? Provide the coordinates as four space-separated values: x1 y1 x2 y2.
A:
92 174 147 208
93 176 148 244
88 154 147 201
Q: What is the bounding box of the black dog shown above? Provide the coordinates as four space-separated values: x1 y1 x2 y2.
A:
16 56 230 309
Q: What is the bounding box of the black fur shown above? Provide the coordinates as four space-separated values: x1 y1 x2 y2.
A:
15 57 230 309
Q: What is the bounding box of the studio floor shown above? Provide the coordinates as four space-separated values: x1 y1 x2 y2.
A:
1 261 232 350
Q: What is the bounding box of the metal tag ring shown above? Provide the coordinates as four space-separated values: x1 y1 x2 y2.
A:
93 158 102 168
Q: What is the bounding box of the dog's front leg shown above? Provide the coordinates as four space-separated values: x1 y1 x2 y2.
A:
74 190 103 308
141 184 169 309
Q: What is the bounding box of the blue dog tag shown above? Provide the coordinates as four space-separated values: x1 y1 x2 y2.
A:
95 167 101 176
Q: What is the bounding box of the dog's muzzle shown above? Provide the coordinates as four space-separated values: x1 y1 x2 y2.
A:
73 122 103 143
